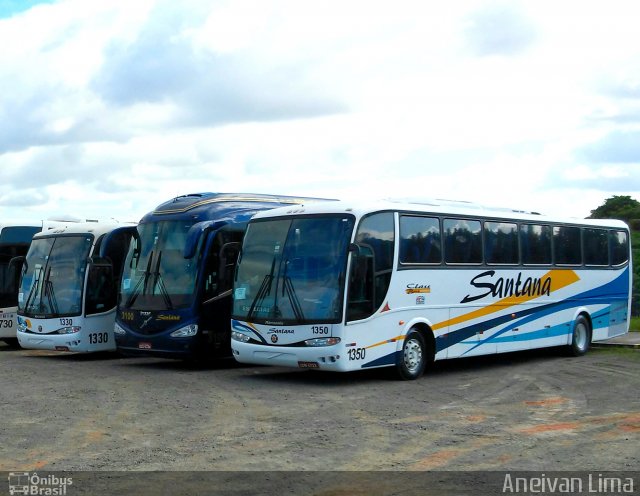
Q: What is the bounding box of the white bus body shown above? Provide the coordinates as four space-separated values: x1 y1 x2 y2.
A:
16 222 135 353
0 221 72 345
230 200 631 379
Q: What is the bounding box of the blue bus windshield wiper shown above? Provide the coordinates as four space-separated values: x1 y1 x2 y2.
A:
125 251 154 309
150 251 173 310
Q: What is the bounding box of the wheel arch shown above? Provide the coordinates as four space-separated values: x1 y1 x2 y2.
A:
398 319 436 363
571 308 593 343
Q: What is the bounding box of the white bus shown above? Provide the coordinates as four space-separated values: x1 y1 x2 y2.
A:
1 221 70 347
230 199 631 379
16 222 135 353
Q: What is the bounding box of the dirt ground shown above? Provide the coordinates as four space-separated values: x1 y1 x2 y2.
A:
1 342 638 493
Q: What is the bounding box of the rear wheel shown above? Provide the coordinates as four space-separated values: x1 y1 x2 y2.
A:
396 330 426 380
567 315 591 356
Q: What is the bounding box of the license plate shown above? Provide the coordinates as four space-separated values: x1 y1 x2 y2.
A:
138 342 152 349
298 361 319 369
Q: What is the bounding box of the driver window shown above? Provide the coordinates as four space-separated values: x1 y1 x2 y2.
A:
347 212 395 322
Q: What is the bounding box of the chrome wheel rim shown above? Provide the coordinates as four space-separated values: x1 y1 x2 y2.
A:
575 321 588 351
403 338 423 373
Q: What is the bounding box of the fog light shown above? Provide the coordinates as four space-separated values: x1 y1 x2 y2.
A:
57 326 81 334
304 337 341 347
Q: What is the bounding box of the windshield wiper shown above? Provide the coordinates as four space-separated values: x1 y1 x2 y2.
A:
124 250 154 309
281 258 304 322
150 251 173 310
43 266 59 315
247 256 277 319
282 276 304 322
24 269 43 313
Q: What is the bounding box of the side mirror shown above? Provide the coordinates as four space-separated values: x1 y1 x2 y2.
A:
9 256 26 270
201 242 242 305
219 242 241 282
184 220 225 259
349 243 374 257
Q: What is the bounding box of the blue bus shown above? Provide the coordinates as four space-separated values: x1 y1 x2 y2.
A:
114 193 330 361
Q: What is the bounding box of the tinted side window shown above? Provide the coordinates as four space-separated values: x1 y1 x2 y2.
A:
611 230 629 266
584 228 609 266
554 226 581 265
521 224 552 265
444 218 482 264
399 216 441 264
485 222 518 264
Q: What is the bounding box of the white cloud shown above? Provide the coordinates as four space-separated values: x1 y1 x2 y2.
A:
1 0 640 224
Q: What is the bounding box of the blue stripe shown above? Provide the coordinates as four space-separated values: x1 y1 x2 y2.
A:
437 268 629 354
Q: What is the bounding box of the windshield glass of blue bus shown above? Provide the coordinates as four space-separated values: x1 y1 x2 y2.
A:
19 236 93 317
233 215 355 324
119 220 200 311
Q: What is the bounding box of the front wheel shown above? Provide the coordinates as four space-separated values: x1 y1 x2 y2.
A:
567 315 591 356
396 330 426 380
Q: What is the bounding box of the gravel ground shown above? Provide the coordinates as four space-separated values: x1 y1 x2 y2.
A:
1 342 638 492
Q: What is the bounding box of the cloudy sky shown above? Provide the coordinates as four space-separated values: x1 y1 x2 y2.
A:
1 0 639 223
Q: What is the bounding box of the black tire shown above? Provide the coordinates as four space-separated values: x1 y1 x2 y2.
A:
396 329 427 380
567 315 591 356
2 338 20 349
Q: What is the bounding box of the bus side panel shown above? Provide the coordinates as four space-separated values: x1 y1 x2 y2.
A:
0 307 17 339
443 306 498 358
345 314 402 371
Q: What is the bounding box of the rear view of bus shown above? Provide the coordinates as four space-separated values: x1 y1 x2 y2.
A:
114 193 331 362
16 222 135 353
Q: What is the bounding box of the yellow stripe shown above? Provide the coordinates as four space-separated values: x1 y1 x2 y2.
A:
365 335 404 350
432 269 580 331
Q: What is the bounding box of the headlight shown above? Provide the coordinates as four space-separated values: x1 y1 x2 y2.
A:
170 324 198 337
17 323 27 333
57 326 81 335
304 337 341 347
231 330 251 343
113 322 126 335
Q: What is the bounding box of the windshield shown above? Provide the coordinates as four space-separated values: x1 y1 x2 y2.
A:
119 220 201 311
0 226 41 307
233 215 355 324
18 235 93 317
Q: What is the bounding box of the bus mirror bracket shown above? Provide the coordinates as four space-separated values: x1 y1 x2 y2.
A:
89 256 112 267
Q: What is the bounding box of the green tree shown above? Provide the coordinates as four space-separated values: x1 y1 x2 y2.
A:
589 195 640 224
